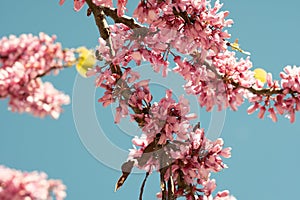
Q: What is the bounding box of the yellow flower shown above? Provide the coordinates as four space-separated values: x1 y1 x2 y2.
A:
227 39 251 56
76 47 96 77
253 68 267 83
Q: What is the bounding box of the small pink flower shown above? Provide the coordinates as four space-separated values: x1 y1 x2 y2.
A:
59 0 65 5
93 0 113 7
247 102 259 114
117 0 128 16
268 107 277 122
258 106 266 119
74 0 86 11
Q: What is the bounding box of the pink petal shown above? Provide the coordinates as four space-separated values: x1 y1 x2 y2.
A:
258 106 266 119
59 0 65 5
74 0 85 11
268 107 277 122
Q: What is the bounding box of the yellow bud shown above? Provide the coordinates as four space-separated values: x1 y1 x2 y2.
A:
76 47 96 77
253 68 267 83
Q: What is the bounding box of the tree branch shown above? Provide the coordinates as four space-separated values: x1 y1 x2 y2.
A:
85 0 153 122
231 81 284 96
203 61 287 97
85 0 123 75
102 7 142 29
84 1 110 41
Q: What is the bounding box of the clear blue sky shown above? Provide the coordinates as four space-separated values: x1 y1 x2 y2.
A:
1 1 300 200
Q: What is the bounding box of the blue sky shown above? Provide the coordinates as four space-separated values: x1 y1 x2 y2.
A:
1 1 300 200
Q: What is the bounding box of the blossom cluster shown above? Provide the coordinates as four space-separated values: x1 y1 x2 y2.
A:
0 165 66 200
96 0 233 77
95 66 151 124
87 0 237 198
88 0 300 123
126 91 233 199
58 0 300 199
94 65 235 198
134 0 232 55
173 47 300 123
246 65 300 123
92 50 235 198
0 33 75 118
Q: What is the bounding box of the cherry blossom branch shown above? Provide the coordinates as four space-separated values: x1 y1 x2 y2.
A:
0 33 74 118
84 8 173 198
86 1 152 123
85 0 151 121
85 4 292 100
76 1 259 200
203 60 284 96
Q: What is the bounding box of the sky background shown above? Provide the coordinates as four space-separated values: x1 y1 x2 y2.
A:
1 0 300 200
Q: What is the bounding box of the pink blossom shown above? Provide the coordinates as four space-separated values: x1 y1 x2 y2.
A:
60 0 114 11
0 165 66 200
59 0 65 6
59 0 86 11
213 190 237 200
139 91 197 144
9 79 70 119
247 102 259 114
127 96 231 197
174 52 254 112
74 0 85 11
0 33 74 118
268 107 277 122
280 65 300 93
117 0 128 16
258 106 266 119
93 0 113 8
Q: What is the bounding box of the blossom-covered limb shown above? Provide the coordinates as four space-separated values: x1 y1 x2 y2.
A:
0 33 75 118
84 1 235 199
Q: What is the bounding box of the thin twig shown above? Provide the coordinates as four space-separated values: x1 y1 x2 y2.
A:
139 172 150 200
